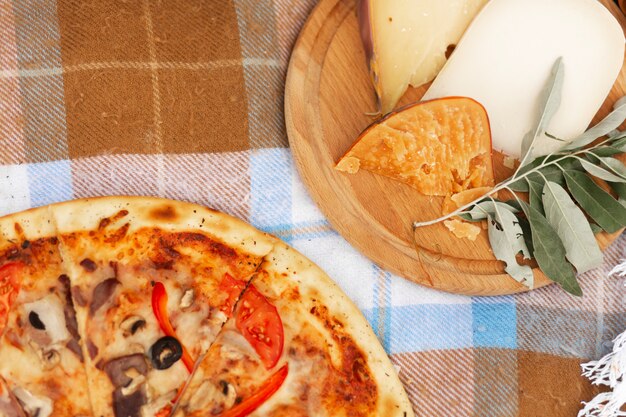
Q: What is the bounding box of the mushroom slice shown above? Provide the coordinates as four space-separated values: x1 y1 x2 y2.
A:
103 354 150 417
219 381 237 409
40 349 61 371
113 387 146 417
179 289 195 309
90 278 120 315
103 354 148 388
121 373 146 397
0 378 26 417
187 381 221 412
138 391 176 417
119 316 147 337
13 387 53 417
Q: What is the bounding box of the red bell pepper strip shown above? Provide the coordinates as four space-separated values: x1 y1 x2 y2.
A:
218 364 288 417
154 405 171 417
151 282 194 372
0 263 23 335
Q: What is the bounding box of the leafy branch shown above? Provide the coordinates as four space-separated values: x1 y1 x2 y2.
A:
413 59 626 296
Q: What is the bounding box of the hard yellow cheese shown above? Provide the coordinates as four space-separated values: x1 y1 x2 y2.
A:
423 0 626 158
361 0 488 114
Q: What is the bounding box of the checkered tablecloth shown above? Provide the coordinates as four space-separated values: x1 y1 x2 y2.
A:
2 1 626 416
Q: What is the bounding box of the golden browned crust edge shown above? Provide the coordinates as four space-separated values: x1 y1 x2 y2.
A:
47 196 277 257
259 241 414 417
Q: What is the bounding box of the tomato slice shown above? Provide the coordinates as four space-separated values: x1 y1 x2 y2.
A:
151 282 194 372
0 263 23 335
235 285 284 369
218 364 288 417
219 273 246 317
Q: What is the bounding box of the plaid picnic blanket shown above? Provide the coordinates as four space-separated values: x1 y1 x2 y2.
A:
1 0 625 416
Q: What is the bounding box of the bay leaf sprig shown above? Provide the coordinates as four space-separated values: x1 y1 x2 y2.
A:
413 58 626 296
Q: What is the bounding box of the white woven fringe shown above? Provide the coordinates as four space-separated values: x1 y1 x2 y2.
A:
609 259 626 279
578 261 626 417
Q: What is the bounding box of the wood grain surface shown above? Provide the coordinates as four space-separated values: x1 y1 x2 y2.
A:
284 0 626 295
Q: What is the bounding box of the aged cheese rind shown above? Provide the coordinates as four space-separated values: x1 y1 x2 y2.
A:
423 0 626 157
363 0 488 114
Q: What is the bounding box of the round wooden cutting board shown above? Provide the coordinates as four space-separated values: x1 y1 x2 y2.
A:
285 0 626 295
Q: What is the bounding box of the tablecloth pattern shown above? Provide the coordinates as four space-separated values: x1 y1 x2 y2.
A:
1 1 626 416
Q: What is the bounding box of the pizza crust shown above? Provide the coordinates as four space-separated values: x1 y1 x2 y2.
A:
256 241 414 416
0 205 56 253
49 196 277 258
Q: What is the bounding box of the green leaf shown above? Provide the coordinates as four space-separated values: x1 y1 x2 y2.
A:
517 216 535 258
487 210 533 287
610 135 626 150
564 171 626 233
590 223 603 234
562 96 626 151
519 58 564 165
580 157 626 183
457 213 478 222
505 199 523 211
464 201 519 221
520 202 582 296
542 181 603 273
509 164 565 192
598 157 626 180
609 127 626 137
589 147 623 157
611 181 626 197
527 175 545 213
516 155 554 176
610 182 626 207
513 154 578 178
508 180 528 193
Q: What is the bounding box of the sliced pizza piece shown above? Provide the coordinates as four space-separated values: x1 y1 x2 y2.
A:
173 241 414 417
49 197 275 417
0 207 93 416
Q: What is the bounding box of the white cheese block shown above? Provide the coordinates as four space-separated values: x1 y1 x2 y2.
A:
363 0 488 114
423 0 625 158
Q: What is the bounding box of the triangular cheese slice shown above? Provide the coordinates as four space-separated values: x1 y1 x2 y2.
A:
336 97 495 196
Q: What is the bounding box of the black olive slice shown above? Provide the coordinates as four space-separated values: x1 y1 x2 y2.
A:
150 336 182 370
29 311 45 330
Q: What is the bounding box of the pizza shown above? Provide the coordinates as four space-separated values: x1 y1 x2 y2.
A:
0 196 413 417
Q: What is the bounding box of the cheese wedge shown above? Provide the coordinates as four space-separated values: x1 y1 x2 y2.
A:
336 97 495 196
423 0 626 158
359 0 488 114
